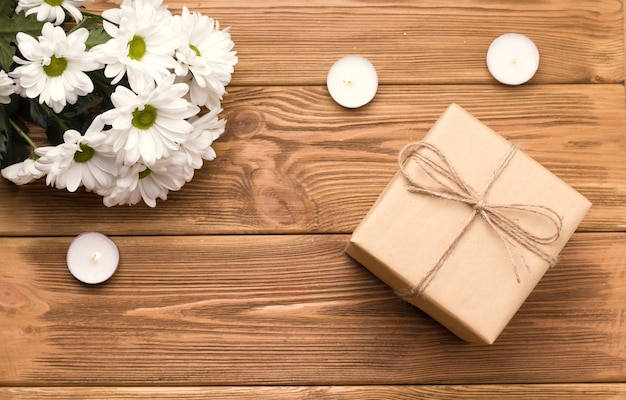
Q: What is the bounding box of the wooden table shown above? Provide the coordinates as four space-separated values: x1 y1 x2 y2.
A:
1 1 625 398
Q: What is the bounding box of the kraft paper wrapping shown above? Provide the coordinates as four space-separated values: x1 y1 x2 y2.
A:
346 103 591 344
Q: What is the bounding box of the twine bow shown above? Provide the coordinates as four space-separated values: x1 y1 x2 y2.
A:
397 142 563 299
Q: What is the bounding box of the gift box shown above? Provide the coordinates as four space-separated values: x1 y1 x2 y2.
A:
346 103 591 344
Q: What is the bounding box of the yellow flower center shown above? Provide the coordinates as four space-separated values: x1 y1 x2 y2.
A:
128 35 147 61
138 168 152 179
73 144 95 163
45 0 64 6
132 105 157 130
43 55 67 77
189 44 201 57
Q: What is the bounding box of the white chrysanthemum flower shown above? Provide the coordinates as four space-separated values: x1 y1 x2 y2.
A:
102 152 188 208
1 158 45 185
0 70 14 104
16 0 90 25
35 118 118 192
99 74 200 166
10 23 101 113
94 0 179 93
172 7 237 109
179 108 225 181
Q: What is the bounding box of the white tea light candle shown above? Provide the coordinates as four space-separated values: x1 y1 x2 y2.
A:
486 33 540 85
327 55 378 108
67 232 119 284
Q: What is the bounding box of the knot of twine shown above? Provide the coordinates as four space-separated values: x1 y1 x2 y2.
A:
396 142 563 299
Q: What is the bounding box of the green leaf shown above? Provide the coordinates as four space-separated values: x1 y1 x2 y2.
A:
70 15 111 49
28 99 48 128
70 14 98 33
25 101 62 145
46 92 104 136
0 105 8 164
4 132 31 169
0 2 13 18
0 42 15 73
0 99 26 167
86 26 112 49
0 110 30 169
46 123 64 146
0 4 45 71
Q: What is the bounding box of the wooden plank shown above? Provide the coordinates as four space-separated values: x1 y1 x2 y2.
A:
0 0 622 394
1 85 623 235
84 0 624 85
1 233 624 385
2 384 626 399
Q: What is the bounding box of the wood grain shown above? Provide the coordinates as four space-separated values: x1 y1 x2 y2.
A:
2 384 626 399
85 0 624 85
1 233 624 385
0 85 623 235
1 0 624 395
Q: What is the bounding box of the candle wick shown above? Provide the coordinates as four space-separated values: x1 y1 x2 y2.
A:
92 252 101 262
343 79 352 85
512 59 518 65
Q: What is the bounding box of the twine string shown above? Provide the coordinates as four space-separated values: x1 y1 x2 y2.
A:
396 142 563 299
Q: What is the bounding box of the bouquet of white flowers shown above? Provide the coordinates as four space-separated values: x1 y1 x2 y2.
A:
0 0 237 207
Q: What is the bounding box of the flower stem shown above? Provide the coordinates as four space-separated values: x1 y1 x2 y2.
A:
9 118 37 150
81 11 115 27
41 103 70 132
90 71 114 94
80 11 104 22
